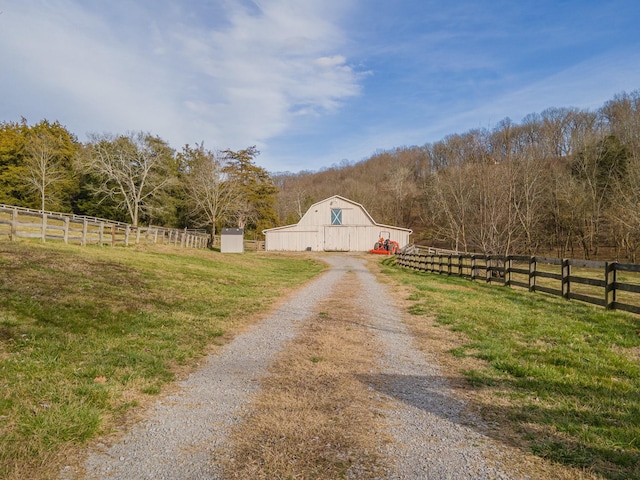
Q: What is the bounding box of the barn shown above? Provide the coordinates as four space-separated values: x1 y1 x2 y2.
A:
263 195 412 252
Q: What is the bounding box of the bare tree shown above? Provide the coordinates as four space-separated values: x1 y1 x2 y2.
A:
82 132 176 227
180 144 239 246
430 163 474 252
464 162 518 255
569 135 628 258
24 130 67 212
603 91 640 260
602 91 640 160
383 164 418 226
22 120 76 213
611 157 640 261
274 178 313 224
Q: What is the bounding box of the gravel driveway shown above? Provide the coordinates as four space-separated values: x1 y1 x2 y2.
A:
64 254 514 480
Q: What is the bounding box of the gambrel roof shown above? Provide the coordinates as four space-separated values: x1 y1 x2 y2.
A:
264 195 412 233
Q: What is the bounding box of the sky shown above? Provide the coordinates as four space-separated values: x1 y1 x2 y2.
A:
1 1 639 173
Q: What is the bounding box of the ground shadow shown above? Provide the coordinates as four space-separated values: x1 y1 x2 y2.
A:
357 373 639 480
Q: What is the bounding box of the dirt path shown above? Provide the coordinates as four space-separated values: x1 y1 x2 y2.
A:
63 254 518 479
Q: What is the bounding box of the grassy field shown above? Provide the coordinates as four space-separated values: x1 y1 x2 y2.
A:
0 241 324 479
380 257 640 480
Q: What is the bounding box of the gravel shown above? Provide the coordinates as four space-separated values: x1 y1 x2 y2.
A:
351 256 513 479
65 254 515 480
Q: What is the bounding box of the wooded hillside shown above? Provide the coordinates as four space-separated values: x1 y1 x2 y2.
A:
2 91 639 259
274 91 640 261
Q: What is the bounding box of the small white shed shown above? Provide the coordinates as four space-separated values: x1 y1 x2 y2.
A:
221 228 244 253
263 195 412 252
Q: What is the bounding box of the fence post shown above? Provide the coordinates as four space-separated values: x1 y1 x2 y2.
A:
10 207 18 241
505 256 512 287
63 217 70 244
111 224 116 247
529 257 536 292
605 262 617 310
41 212 47 243
125 225 130 246
82 220 88 247
98 222 104 246
562 259 570 299
471 255 477 281
486 256 491 283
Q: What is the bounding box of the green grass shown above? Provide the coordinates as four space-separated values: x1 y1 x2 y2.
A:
0 241 324 479
380 257 640 480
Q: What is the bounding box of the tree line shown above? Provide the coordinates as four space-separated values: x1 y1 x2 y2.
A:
0 121 277 244
2 90 638 259
275 91 640 261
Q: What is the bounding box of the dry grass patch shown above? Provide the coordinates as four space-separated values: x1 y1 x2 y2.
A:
220 271 390 479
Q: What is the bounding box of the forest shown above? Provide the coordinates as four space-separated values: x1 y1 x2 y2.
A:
275 90 640 261
0 125 278 245
1 90 639 260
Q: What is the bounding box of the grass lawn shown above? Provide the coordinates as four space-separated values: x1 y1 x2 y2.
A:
0 241 324 479
380 257 640 480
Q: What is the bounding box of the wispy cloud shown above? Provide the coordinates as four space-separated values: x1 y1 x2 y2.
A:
0 0 361 152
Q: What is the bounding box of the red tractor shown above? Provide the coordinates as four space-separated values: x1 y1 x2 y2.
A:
370 231 400 255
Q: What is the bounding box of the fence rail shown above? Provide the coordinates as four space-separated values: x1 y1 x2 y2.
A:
396 247 640 315
0 204 209 249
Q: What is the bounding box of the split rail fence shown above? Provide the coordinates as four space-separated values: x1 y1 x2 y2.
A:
0 204 209 249
396 246 640 315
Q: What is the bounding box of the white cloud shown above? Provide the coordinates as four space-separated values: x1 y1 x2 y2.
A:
0 0 361 152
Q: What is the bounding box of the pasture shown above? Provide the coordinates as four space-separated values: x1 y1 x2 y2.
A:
0 241 323 479
381 256 640 480
1 239 638 480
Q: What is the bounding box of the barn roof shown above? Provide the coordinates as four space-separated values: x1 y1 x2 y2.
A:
263 195 413 233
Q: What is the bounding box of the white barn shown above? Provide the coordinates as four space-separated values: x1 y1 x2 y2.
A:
263 195 412 252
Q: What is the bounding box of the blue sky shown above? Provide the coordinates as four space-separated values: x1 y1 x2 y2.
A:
1 1 639 173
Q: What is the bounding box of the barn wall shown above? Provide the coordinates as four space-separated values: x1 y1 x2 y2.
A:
264 227 321 251
298 197 373 227
264 225 410 252
264 195 411 252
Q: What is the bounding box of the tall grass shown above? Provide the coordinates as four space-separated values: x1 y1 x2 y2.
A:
0 241 323 479
381 258 640 480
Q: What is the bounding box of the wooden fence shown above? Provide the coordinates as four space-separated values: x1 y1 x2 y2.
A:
0 204 209 249
208 235 265 251
396 246 640 315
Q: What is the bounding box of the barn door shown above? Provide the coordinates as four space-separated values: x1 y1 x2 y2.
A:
323 226 349 251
